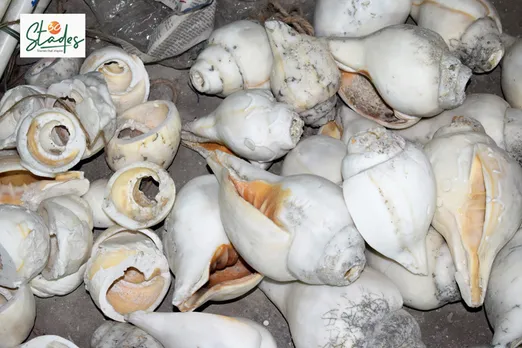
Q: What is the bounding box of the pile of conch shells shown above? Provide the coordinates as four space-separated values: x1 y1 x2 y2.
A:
1 0 522 346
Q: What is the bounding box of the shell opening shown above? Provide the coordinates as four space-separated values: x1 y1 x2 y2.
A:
106 267 165 315
99 61 131 93
133 176 159 207
116 102 169 140
50 126 70 151
191 71 205 90
104 61 124 74
117 128 145 140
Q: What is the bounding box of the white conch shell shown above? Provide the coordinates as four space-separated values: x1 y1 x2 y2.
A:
485 228 522 348
106 100 181 171
502 39 522 109
314 0 411 37
0 85 46 150
163 175 262 312
0 150 90 210
266 20 341 127
25 58 83 88
0 285 36 348
30 263 86 298
20 335 79 347
0 205 49 287
82 178 114 228
328 24 472 118
342 127 435 275
182 89 304 163
127 311 278 348
91 321 163 348
37 195 93 280
16 107 87 177
259 267 426 348
102 161 176 230
190 20 272 97
84 226 171 322
411 0 503 73
424 116 522 307
281 135 347 185
207 151 366 285
366 227 461 310
80 46 150 114
46 72 117 158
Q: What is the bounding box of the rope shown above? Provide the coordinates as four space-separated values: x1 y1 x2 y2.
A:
150 79 179 104
263 0 314 36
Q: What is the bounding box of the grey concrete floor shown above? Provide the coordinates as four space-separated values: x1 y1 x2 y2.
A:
5 0 521 347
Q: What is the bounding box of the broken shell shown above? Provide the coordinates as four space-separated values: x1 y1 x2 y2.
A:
342 127 435 275
20 335 79 347
281 135 347 185
0 150 90 210
102 161 176 230
424 116 522 307
25 58 83 88
16 107 87 177
30 263 87 298
502 39 522 109
127 311 278 348
46 72 117 158
207 151 366 285
485 228 522 347
82 178 115 228
0 285 36 348
366 227 461 310
80 46 150 114
190 20 272 97
318 105 379 145
266 20 341 127
84 226 171 322
182 89 304 163
328 24 472 118
259 267 426 348
37 195 93 280
0 205 50 287
411 0 503 73
106 100 182 171
0 85 46 150
163 175 262 312
314 0 411 37
91 321 163 348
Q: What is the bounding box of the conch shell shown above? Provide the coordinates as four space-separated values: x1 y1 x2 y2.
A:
25 57 83 88
411 0 504 73
266 20 341 127
91 321 163 348
502 38 522 109
485 228 522 348
16 107 87 177
423 116 522 307
281 135 347 185
102 161 176 230
0 150 90 210
259 268 426 348
106 100 181 171
84 226 171 322
127 311 278 348
342 127 435 275
30 263 87 298
366 227 461 310
190 20 272 97
328 24 472 119
0 85 46 150
207 151 366 285
0 205 49 288
163 175 262 312
0 285 36 348
20 335 79 347
182 89 303 164
80 46 150 114
314 0 411 37
82 178 114 228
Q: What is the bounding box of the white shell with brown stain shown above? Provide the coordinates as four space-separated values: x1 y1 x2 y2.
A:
163 174 262 312
207 151 366 285
127 311 278 348
106 100 181 171
424 116 522 307
0 285 36 348
84 226 171 322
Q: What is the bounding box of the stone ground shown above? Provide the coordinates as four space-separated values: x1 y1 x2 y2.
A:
2 0 521 347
